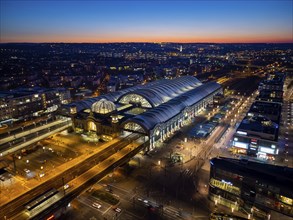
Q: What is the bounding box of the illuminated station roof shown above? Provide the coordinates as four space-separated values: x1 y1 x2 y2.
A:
67 76 202 112
118 76 202 107
123 81 221 131
65 76 221 133
92 99 116 114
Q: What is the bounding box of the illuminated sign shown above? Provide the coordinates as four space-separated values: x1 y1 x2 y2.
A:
221 180 233 186
250 138 258 145
236 131 247 135
259 147 275 154
234 141 248 149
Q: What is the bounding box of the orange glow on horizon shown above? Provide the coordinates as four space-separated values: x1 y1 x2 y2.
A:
1 30 293 44
1 36 292 44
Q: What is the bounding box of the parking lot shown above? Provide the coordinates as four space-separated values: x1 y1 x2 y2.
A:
9 130 107 178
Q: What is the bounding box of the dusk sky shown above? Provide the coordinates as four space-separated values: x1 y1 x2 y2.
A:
1 0 292 43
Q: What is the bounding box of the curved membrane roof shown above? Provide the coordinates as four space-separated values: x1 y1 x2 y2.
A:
65 76 201 112
123 82 221 132
118 76 202 107
64 77 221 134
67 85 144 112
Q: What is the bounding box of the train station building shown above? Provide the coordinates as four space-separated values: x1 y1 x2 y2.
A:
61 76 222 150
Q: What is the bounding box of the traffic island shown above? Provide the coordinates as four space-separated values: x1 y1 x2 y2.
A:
91 189 119 205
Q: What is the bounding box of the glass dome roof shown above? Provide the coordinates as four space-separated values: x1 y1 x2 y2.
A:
91 98 116 114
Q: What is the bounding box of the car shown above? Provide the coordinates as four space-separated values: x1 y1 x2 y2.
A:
113 207 122 213
92 202 101 209
64 184 70 189
105 188 113 193
24 168 30 174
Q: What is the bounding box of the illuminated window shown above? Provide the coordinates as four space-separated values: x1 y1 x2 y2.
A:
280 195 292 205
70 107 77 114
155 129 160 136
124 122 146 133
119 94 152 108
88 121 97 131
210 178 241 195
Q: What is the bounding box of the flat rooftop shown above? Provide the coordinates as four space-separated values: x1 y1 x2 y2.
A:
263 72 286 84
237 115 278 139
248 101 281 122
188 121 217 138
210 157 293 193
256 90 283 104
0 87 67 99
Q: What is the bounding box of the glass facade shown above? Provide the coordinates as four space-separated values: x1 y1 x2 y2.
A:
119 94 152 108
209 158 293 217
210 178 241 196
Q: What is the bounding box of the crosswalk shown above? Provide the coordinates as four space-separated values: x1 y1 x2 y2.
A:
121 210 146 220
163 206 182 219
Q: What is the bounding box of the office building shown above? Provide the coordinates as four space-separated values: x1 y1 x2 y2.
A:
0 87 71 126
209 157 293 218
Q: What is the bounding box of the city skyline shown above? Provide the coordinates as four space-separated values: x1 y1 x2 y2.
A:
1 0 293 43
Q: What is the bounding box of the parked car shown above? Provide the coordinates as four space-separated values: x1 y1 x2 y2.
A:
92 202 101 209
113 207 122 213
